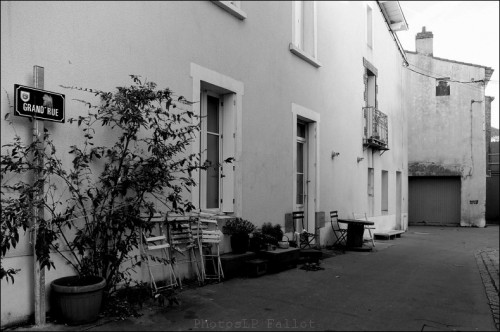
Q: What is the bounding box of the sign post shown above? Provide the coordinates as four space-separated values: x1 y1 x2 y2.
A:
32 65 46 326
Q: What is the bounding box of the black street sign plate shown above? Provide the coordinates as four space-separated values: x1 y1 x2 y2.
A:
14 84 65 123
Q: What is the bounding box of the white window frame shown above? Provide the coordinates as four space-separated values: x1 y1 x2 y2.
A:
290 1 321 68
211 1 247 20
190 63 244 215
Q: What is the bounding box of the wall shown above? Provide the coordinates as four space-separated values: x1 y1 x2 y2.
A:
406 50 488 227
1 1 408 326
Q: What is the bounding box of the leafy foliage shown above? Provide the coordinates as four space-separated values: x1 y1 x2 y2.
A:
0 75 208 300
222 218 256 235
261 222 284 245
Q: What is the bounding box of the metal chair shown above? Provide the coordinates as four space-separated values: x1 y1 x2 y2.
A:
352 212 375 247
140 215 179 298
191 211 224 283
166 214 202 288
330 210 347 247
292 211 318 249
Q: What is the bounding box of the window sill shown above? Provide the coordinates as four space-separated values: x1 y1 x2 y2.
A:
211 1 247 20
289 43 322 68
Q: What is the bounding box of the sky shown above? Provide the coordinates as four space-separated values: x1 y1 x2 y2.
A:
396 1 499 130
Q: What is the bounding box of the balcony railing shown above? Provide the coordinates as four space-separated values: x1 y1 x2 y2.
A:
363 107 389 150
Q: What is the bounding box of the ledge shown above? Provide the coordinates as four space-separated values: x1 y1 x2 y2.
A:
211 1 247 20
289 43 322 68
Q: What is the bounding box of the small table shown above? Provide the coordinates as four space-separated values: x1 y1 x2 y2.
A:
338 218 375 251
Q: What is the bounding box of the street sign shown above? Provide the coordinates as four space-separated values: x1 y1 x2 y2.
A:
14 84 65 123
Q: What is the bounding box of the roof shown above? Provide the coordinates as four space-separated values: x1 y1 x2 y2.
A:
405 51 494 83
378 1 408 31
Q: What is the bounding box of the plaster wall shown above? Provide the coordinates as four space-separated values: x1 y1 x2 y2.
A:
1 1 408 325
406 51 487 227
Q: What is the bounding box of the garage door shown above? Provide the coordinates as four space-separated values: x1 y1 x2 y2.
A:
409 176 461 225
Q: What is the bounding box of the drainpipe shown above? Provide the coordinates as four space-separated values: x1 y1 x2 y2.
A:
470 100 483 177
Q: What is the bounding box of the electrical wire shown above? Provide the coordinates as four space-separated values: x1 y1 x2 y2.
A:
405 65 486 84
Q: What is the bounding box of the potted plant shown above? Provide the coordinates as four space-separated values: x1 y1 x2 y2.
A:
261 223 284 250
222 218 256 254
1 76 214 324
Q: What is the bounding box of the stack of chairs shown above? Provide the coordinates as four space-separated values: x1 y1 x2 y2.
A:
191 211 224 283
140 214 179 298
166 213 202 288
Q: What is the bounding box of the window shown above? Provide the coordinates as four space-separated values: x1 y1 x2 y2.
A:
381 170 388 213
290 1 321 67
363 58 378 108
368 168 374 197
200 90 236 212
296 122 307 205
190 63 243 214
436 80 450 96
212 1 247 20
367 5 373 48
205 94 221 209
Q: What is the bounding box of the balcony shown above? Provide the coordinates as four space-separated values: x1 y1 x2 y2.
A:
363 107 389 151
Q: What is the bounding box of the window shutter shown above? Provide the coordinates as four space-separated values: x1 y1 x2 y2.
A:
222 94 236 213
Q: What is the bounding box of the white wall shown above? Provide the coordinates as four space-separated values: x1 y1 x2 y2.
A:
1 1 408 326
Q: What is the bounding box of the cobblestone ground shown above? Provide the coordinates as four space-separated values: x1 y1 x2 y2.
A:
475 248 500 331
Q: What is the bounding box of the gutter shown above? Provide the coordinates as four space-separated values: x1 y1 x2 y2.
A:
376 1 409 67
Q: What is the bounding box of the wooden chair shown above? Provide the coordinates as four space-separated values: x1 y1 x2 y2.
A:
292 211 318 249
166 214 202 288
352 212 375 247
330 210 347 247
191 211 224 283
140 215 179 298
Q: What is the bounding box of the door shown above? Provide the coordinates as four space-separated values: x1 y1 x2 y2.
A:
409 176 461 225
296 121 308 230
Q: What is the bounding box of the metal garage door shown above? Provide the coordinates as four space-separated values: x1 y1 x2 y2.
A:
409 176 461 225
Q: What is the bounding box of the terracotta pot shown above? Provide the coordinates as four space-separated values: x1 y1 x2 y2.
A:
51 275 106 325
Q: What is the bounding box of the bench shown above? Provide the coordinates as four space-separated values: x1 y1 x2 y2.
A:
374 230 405 240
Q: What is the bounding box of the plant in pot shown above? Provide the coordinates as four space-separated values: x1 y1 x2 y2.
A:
261 223 284 250
222 218 256 254
1 76 214 324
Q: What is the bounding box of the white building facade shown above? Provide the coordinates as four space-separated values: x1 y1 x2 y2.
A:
1 1 409 326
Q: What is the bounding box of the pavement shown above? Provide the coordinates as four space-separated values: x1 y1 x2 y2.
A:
5 225 499 332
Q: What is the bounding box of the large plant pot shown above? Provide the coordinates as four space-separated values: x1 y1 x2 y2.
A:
51 275 106 325
230 233 250 254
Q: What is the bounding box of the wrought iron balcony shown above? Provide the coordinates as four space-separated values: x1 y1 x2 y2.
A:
363 107 389 150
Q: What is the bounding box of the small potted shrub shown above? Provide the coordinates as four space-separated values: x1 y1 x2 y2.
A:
222 218 256 254
261 223 284 250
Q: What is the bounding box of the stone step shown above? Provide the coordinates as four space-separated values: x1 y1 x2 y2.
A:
245 259 268 277
374 230 405 240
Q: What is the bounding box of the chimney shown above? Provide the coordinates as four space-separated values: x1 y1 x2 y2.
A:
416 26 433 56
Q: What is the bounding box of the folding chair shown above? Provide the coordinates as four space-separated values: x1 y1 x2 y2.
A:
191 211 224 283
330 210 347 247
166 214 202 288
352 212 375 247
140 215 179 298
292 211 318 249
